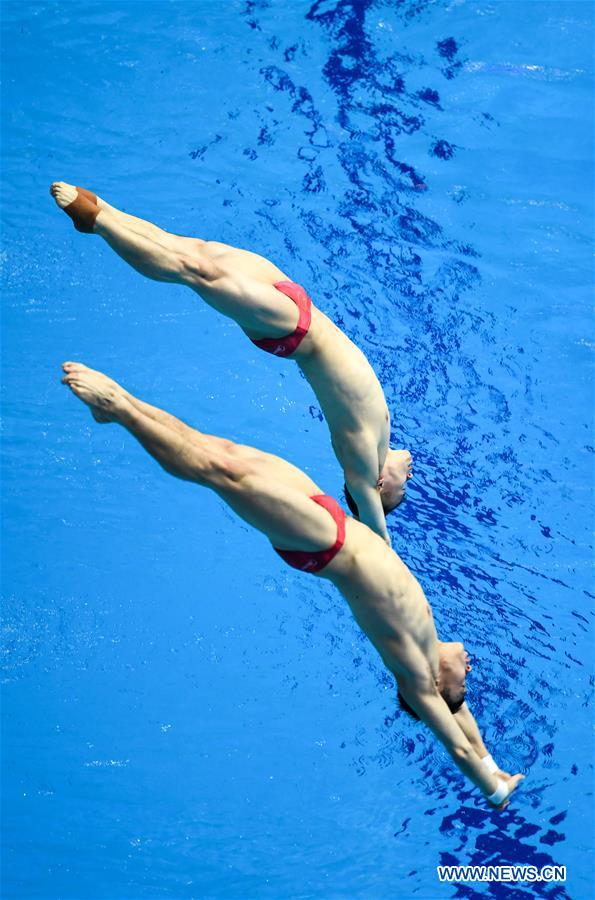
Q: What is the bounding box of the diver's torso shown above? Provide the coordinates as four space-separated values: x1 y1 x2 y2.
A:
296 307 390 468
326 518 439 679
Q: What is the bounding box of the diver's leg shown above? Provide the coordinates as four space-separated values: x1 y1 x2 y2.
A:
62 363 234 483
51 181 182 247
84 185 289 283
51 183 301 335
90 209 299 336
93 196 183 246
93 207 205 284
50 180 199 281
61 362 195 436
62 364 337 551
51 182 288 282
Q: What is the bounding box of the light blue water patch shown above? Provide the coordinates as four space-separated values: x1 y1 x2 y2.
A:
1 1 593 898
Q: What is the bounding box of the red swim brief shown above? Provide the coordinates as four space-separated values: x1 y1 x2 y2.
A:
248 281 312 357
274 494 346 573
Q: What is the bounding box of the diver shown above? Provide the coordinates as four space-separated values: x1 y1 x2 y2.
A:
50 182 412 545
60 360 524 809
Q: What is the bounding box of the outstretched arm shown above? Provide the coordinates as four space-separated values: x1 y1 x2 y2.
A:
341 429 392 544
345 476 391 545
454 702 511 779
400 681 523 807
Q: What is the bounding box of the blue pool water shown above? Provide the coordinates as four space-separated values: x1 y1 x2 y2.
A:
1 1 593 898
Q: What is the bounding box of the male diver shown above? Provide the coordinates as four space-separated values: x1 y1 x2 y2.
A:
61 361 524 808
50 182 412 544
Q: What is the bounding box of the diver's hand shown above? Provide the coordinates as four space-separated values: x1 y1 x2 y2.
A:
489 773 525 809
496 767 512 781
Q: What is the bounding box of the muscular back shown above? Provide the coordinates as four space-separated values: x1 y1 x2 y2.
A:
209 437 435 686
325 518 439 683
297 308 391 473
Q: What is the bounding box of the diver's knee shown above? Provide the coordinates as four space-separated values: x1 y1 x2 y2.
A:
216 450 250 485
179 249 217 285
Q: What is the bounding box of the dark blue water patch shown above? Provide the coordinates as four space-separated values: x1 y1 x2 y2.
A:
189 134 224 161
437 36 459 61
430 137 457 159
436 35 464 80
302 164 327 193
418 86 442 108
260 64 328 146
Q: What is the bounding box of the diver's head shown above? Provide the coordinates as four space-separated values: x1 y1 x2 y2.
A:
397 642 471 720
344 450 413 519
436 640 472 713
378 448 413 513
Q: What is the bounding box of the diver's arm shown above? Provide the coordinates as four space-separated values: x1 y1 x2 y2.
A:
344 476 391 545
339 429 391 544
454 703 511 779
400 683 524 805
453 702 489 758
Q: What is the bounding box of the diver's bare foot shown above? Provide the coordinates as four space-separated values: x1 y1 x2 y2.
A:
51 181 108 209
50 181 78 209
62 362 134 421
61 362 130 423
50 182 100 233
62 361 123 393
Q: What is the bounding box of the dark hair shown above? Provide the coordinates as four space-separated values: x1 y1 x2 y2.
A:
398 689 465 720
344 483 403 519
442 690 466 715
382 496 402 515
397 691 420 720
344 484 359 517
